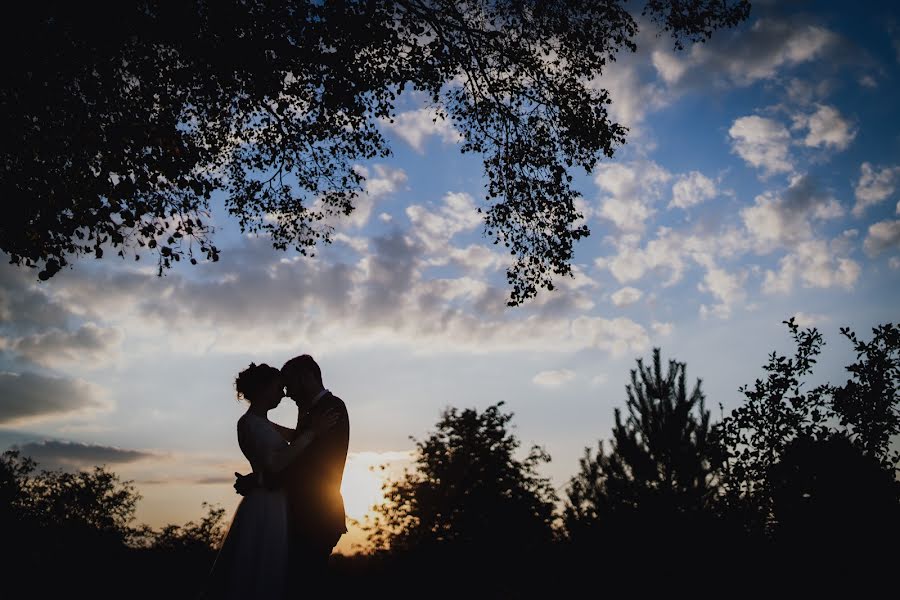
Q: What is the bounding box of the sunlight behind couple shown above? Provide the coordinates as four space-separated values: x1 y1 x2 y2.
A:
335 450 413 553
341 451 411 520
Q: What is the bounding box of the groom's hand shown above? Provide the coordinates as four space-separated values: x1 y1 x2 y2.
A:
233 471 257 496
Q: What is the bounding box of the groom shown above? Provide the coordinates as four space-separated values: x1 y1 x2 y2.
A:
235 354 350 592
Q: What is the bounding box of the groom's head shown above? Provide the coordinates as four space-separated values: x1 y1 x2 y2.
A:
281 354 323 404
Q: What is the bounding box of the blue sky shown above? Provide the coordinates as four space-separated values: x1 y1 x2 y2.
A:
2 1 899 553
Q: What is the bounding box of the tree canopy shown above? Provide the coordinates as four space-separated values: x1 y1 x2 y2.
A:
1 0 749 304
365 402 557 555
564 348 717 546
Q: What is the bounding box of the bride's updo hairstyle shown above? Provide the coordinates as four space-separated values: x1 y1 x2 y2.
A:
235 362 281 403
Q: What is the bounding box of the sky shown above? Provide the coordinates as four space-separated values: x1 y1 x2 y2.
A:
2 0 899 554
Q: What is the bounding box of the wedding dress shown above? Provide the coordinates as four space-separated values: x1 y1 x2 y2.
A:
204 412 298 599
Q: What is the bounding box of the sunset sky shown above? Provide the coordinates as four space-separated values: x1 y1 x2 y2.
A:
2 0 899 554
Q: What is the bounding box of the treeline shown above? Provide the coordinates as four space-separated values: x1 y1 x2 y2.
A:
2 319 898 598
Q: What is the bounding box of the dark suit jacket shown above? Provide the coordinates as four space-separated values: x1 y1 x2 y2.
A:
279 392 349 548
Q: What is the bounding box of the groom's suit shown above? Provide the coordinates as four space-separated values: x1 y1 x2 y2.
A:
280 391 349 587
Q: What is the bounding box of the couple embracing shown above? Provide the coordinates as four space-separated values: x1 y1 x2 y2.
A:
204 355 349 599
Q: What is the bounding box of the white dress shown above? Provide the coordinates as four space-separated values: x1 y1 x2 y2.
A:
205 412 299 600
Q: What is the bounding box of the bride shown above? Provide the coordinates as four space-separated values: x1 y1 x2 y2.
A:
203 362 337 599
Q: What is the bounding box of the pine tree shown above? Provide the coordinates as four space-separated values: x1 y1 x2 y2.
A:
565 349 717 547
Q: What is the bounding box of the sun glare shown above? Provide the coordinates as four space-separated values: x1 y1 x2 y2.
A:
340 451 412 520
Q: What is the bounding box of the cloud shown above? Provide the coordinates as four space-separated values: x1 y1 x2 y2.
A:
652 18 838 88
6 322 123 369
11 440 155 471
859 75 877 89
594 161 671 232
698 266 747 319
610 287 643 307
863 220 900 256
0 371 107 426
406 192 483 253
670 171 717 209
741 174 845 250
793 312 829 327
792 104 856 151
0 266 70 331
344 165 408 228
570 317 650 357
763 239 860 294
381 108 462 153
532 369 576 387
589 53 668 133
41 229 648 358
596 225 750 287
853 163 900 217
729 116 793 176
651 321 674 337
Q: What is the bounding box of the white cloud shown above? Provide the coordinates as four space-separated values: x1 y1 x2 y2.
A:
863 220 900 256
586 23 672 133
594 161 671 232
859 75 877 89
589 374 609 387
381 108 462 153
651 321 674 337
853 163 900 217
597 225 750 287
344 165 408 228
793 104 856 151
741 174 844 250
34 231 649 359
406 192 482 253
570 316 650 356
729 116 793 176
532 369 576 387
763 239 860 294
652 19 838 88
793 312 829 327
610 286 643 307
890 257 900 270
670 171 717 209
698 266 746 319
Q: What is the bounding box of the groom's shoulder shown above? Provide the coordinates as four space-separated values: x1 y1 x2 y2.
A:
327 392 348 415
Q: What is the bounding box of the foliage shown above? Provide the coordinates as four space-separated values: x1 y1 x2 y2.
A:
714 318 900 536
1 450 142 547
145 502 227 552
365 402 557 556
564 349 717 545
830 322 900 469
1 1 749 304
768 434 899 551
711 318 831 529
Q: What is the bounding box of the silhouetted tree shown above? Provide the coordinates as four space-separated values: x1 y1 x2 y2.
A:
714 320 900 538
564 349 718 551
712 318 833 534
364 402 556 594
830 323 900 469
768 435 898 551
146 502 226 553
0 450 226 600
1 1 749 303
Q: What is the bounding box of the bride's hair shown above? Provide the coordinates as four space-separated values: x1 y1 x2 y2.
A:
235 362 281 402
